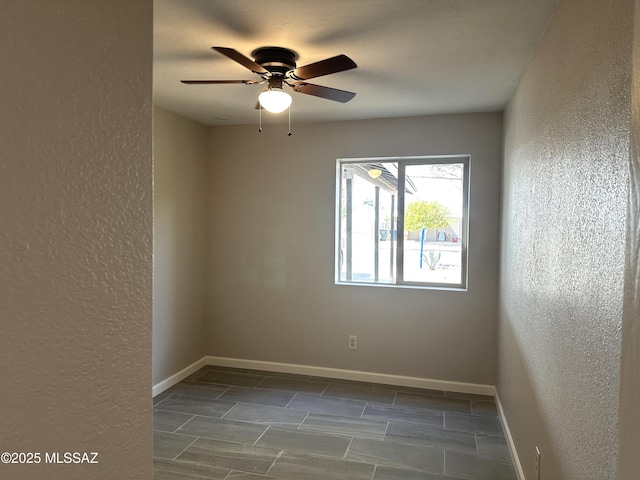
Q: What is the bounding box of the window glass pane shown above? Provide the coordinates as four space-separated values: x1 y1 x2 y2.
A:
402 163 464 284
339 163 397 283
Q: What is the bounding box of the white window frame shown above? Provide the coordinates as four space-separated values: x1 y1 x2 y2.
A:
335 155 470 290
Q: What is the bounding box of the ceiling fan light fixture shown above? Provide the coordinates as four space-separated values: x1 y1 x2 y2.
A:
181 47 357 117
258 87 292 113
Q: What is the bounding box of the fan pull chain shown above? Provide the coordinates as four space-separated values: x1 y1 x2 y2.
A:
257 103 293 136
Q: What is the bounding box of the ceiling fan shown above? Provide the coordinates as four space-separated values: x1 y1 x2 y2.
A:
181 46 357 113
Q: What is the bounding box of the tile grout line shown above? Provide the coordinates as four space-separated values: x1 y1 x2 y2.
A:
370 463 378 480
343 436 355 460
443 449 447 477
320 382 330 396
158 409 234 422
171 435 199 461
297 411 311 430
215 385 232 400
153 394 174 409
253 425 271 446
220 402 239 420
264 449 284 477
172 414 196 433
358 402 367 418
174 414 198 432
283 392 298 408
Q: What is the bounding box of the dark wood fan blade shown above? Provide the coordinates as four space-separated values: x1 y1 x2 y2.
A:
290 54 357 81
212 47 269 75
291 82 356 103
181 80 256 84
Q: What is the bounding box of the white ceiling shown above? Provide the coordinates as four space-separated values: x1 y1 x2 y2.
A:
154 0 559 127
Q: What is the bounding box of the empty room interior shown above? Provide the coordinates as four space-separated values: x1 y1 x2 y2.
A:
2 1 639 480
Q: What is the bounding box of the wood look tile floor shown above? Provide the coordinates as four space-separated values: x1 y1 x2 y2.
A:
153 366 516 480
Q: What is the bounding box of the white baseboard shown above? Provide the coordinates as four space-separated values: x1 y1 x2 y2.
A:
153 354 495 398
205 356 495 396
495 391 526 480
152 357 208 397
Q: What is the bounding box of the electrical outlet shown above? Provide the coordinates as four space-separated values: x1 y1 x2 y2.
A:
535 446 541 480
348 335 358 350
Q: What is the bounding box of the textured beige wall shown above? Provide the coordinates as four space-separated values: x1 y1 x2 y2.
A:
153 107 209 385
617 1 640 477
499 0 633 478
207 113 502 385
0 2 153 479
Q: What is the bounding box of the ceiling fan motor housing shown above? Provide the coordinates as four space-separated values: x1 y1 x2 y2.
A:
251 46 298 75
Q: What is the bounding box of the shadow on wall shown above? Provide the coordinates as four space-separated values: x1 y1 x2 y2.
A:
498 312 568 480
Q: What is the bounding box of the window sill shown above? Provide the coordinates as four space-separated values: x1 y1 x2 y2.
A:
334 281 467 292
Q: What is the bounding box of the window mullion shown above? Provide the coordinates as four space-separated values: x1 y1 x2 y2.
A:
390 194 395 281
396 162 406 284
345 176 353 281
374 186 380 282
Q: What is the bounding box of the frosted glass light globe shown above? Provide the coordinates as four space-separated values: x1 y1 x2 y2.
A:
258 88 292 113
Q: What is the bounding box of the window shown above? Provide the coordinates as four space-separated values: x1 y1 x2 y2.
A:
336 156 469 289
